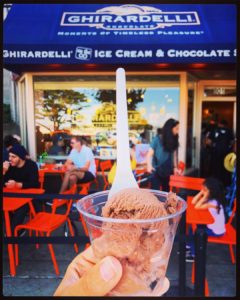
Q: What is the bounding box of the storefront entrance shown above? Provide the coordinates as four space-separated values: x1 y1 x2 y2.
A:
194 81 236 174
200 101 234 178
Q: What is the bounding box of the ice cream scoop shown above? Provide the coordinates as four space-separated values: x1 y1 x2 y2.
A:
108 68 138 200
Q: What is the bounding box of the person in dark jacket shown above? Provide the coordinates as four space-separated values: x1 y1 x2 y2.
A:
210 120 234 186
3 144 40 232
3 144 39 189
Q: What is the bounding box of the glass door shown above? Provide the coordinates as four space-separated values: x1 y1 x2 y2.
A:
195 81 236 172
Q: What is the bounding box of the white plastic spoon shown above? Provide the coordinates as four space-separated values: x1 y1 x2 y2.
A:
108 68 139 199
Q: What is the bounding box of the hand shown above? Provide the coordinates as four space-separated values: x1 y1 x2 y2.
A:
5 180 17 189
147 164 155 174
54 246 122 296
174 167 183 175
65 164 76 171
191 189 209 207
201 188 210 200
3 161 10 174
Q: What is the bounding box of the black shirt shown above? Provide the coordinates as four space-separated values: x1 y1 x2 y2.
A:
4 159 40 189
213 127 234 155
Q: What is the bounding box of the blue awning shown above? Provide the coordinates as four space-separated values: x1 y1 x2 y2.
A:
3 3 237 69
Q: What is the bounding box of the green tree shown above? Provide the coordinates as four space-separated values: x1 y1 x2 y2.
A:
35 90 89 131
95 88 146 110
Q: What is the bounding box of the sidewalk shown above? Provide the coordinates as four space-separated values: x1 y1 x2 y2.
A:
3 218 236 297
3 175 236 296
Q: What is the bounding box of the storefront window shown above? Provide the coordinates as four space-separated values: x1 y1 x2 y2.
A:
33 74 180 158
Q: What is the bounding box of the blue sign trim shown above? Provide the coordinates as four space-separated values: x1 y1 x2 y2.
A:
3 4 237 64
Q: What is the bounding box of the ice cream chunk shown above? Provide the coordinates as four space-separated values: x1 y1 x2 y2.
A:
92 188 179 295
165 191 178 214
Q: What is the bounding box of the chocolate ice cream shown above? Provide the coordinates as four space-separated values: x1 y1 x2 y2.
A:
92 188 179 296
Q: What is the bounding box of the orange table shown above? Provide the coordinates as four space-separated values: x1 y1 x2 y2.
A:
3 188 45 276
186 196 214 227
38 164 66 188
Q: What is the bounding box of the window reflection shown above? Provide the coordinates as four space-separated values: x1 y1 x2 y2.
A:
33 75 180 159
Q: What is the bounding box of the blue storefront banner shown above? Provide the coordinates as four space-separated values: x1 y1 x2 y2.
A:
3 3 237 65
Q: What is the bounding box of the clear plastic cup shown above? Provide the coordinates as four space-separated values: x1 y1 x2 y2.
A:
77 189 187 296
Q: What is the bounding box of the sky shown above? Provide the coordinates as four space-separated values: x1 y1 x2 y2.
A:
73 87 180 129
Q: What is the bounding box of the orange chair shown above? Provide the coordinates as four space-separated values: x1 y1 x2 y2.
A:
208 199 236 263
169 175 204 192
14 184 78 276
77 182 90 195
39 171 45 189
99 160 112 190
3 188 44 277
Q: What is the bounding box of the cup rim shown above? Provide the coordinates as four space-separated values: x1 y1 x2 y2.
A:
77 189 187 224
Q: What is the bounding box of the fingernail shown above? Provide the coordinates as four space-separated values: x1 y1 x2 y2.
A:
100 257 120 282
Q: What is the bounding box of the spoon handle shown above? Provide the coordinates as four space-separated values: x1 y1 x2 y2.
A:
108 68 138 198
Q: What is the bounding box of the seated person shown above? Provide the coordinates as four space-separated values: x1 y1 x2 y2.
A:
3 144 40 232
48 136 65 155
3 144 39 189
59 136 96 193
185 177 226 262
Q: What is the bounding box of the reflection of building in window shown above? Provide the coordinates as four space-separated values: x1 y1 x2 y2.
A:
34 89 88 132
92 103 116 128
33 77 180 156
92 103 148 130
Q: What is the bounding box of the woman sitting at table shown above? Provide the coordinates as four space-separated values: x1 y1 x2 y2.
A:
3 144 40 233
186 177 226 262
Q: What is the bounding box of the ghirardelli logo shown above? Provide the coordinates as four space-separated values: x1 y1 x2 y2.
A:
75 47 92 60
60 4 200 30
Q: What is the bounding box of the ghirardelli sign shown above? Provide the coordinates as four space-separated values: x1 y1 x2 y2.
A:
92 103 148 128
60 4 200 30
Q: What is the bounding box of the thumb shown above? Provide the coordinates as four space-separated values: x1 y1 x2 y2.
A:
61 256 122 296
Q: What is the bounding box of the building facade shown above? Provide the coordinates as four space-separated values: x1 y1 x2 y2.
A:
3 3 236 173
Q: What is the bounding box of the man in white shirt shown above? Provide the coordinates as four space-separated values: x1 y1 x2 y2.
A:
60 136 96 193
